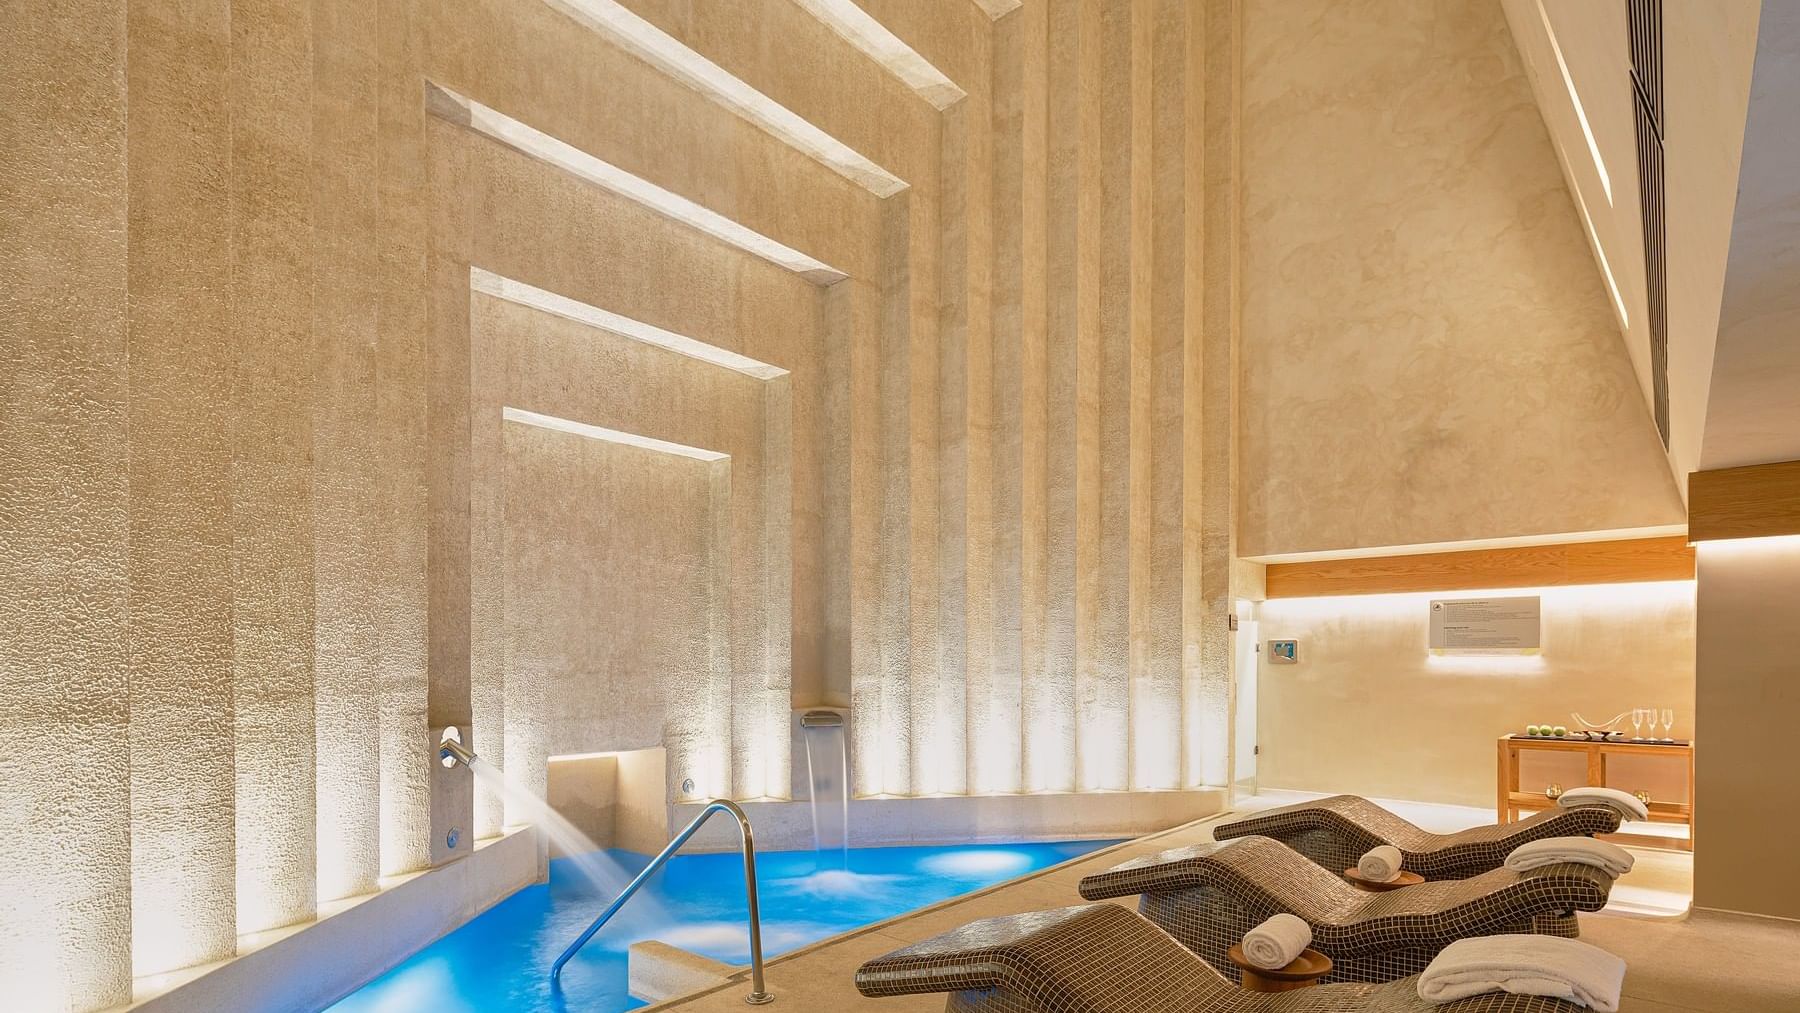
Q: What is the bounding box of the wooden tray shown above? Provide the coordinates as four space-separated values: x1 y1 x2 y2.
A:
1226 945 1333 992
1509 734 1690 747
1343 867 1424 891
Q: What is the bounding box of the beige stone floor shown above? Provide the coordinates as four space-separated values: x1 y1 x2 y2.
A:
645 814 1800 1013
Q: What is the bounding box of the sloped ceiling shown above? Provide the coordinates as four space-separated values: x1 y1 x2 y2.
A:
1504 0 1762 491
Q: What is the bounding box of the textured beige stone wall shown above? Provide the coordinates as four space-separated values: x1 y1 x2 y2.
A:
6 0 1244 1002
11 0 1711 1001
0 2 132 1008
501 421 721 811
1238 0 1685 558
126 0 239 977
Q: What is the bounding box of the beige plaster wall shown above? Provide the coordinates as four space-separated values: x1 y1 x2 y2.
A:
1257 581 1695 809
5 0 1248 1003
1239 0 1684 558
1700 4 1800 472
1694 536 1800 920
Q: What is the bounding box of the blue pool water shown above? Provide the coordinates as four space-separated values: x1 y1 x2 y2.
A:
328 839 1120 1013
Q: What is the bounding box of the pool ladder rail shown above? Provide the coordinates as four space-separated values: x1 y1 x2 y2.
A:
549 797 775 1006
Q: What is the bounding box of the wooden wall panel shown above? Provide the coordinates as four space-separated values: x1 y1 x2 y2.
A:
1689 460 1800 542
1265 536 1695 598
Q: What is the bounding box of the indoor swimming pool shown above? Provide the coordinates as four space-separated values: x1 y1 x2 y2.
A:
328 839 1120 1012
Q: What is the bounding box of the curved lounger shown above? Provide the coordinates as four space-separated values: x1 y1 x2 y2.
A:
1214 796 1621 880
1077 836 1613 984
855 903 1591 1013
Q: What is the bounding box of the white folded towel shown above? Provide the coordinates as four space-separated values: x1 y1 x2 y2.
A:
1417 934 1626 1011
1505 836 1634 877
1357 844 1404 883
1241 913 1312 971
1556 786 1649 821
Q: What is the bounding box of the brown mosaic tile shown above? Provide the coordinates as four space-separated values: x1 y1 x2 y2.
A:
856 903 1596 1012
1212 796 1620 880
1076 836 1613 984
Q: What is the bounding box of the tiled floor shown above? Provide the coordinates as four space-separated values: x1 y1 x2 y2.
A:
646 804 1800 1013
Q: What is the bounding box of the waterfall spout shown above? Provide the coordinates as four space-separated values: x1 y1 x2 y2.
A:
438 726 477 769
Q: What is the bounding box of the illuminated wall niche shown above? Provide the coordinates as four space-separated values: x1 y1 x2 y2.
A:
471 270 795 821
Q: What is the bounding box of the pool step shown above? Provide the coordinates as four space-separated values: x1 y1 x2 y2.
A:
629 940 736 1004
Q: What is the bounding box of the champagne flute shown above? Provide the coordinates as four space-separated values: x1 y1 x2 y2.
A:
1631 708 1645 740
1661 708 1675 742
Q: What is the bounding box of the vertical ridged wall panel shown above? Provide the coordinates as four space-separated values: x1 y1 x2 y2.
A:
987 8 1029 797
1194 0 1239 788
311 0 386 896
877 196 914 796
758 373 796 800
127 0 240 975
230 0 319 935
375 0 434 877
1013 0 1055 796
1136 0 1188 791
2 0 1259 995
847 275 886 797
425 110 475 866
1039 0 1083 795
0 0 132 1005
936 103 973 799
1078 0 1132 792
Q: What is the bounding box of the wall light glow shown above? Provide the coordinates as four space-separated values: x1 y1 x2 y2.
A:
1267 582 1693 679
789 0 966 110
1267 580 1694 617
1566 169 1631 331
542 0 907 197
1534 0 1611 205
1693 533 1800 557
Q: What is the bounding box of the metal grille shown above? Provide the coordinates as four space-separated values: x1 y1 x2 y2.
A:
1628 0 1669 447
1627 0 1663 132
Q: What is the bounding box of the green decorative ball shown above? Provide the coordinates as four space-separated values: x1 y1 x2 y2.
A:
1526 725 1540 736
1552 725 1568 737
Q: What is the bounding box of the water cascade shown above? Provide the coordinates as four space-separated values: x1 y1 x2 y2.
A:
798 710 850 870
437 729 665 921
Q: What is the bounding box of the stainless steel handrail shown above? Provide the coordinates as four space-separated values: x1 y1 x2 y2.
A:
549 798 773 1005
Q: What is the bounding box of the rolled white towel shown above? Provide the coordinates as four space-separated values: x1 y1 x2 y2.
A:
1556 786 1649 821
1357 844 1404 883
1417 934 1625 1011
1505 836 1634 877
1241 913 1312 971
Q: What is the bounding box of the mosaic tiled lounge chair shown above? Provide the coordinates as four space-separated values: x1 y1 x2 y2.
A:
1077 836 1613 984
855 904 1595 1013
1212 796 1622 880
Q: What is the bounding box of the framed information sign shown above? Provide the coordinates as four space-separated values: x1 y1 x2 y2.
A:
1429 596 1541 653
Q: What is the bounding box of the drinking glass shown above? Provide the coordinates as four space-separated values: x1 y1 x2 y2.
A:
1661 708 1675 741
1631 708 1645 740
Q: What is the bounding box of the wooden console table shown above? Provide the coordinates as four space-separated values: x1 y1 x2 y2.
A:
1496 734 1694 851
